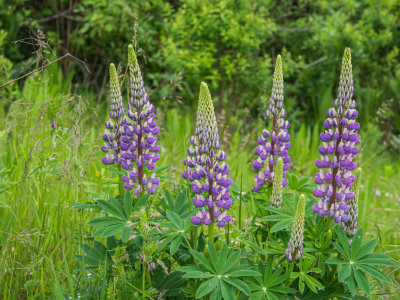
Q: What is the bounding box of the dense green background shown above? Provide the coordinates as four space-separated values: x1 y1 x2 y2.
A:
1 0 400 135
1 0 400 298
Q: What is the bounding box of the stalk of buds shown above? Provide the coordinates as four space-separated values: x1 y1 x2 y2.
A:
253 55 290 192
119 45 160 195
101 63 126 165
183 82 232 227
342 168 361 236
270 157 283 208
312 48 360 224
285 194 305 261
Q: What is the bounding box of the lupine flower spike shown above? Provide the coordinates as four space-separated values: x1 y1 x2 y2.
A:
342 168 361 236
312 48 360 224
183 82 232 228
270 157 283 208
285 194 305 261
101 63 126 166
253 55 290 192
119 45 160 195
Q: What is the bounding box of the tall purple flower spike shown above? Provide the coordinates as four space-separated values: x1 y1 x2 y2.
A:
253 55 290 192
119 45 160 196
183 82 232 227
312 48 360 224
101 63 126 166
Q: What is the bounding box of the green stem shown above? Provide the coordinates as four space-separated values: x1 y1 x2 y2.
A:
208 222 214 243
239 173 243 231
226 223 230 244
142 262 146 300
118 165 124 197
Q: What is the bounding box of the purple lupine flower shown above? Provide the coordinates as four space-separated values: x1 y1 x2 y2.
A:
101 63 126 166
312 48 360 224
119 45 160 195
253 55 290 192
183 82 232 227
285 194 305 261
341 168 361 238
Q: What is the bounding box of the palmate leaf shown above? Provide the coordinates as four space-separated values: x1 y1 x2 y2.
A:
328 228 396 296
180 243 257 299
247 261 295 299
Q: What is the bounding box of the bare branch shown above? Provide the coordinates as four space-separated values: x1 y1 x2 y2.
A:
0 53 91 88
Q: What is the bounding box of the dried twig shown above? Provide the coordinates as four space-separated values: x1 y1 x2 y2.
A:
0 53 90 88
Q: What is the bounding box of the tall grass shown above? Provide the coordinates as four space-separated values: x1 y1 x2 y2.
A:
0 69 399 298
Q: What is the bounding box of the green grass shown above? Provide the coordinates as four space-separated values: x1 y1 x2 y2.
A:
0 73 399 298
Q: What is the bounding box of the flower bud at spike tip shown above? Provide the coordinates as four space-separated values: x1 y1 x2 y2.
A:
312 48 360 225
285 194 305 261
341 168 361 236
270 157 283 208
184 82 232 228
253 55 290 191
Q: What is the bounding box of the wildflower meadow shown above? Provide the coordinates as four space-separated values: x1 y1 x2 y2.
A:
1 1 400 299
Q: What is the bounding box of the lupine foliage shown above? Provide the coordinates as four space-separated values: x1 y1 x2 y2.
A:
79 47 399 300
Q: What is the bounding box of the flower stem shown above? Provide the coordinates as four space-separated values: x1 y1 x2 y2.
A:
208 222 214 243
142 262 146 300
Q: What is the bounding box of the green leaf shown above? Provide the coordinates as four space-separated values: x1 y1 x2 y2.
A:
88 216 126 227
221 251 240 274
176 266 204 273
101 223 124 237
121 227 131 243
133 193 149 211
229 269 260 277
209 288 221 300
174 188 187 213
338 264 352 282
346 272 357 297
260 215 292 222
332 242 348 259
270 219 292 233
208 240 219 272
170 236 183 256
222 277 250 296
190 250 215 272
266 290 280 300
164 189 174 209
299 277 305 294
350 229 364 259
336 229 351 259
356 264 391 283
183 271 211 279
264 206 293 216
249 291 264 300
166 210 182 229
354 239 378 260
218 243 228 272
238 239 267 256
303 274 323 292
353 268 370 295
357 254 397 266
326 257 346 265
220 280 236 300
196 278 218 299
96 199 127 219
123 191 133 217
